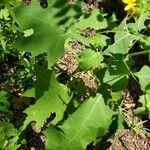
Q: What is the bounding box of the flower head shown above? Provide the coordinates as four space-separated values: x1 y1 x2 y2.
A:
122 0 139 16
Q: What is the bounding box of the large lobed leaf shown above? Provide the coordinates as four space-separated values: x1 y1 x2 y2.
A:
44 94 113 150
13 0 82 67
22 71 71 129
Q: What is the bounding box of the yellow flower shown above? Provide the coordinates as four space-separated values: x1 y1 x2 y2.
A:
122 0 138 16
122 0 136 4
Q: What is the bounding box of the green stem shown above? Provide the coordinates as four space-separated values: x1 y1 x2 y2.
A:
129 50 150 57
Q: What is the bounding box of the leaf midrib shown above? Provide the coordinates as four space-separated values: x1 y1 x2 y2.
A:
63 97 101 150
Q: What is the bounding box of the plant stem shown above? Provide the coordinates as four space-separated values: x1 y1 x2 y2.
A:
129 50 150 57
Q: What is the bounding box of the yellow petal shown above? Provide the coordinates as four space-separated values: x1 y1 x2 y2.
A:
124 5 132 11
124 3 136 10
122 0 136 4
122 0 131 4
132 0 136 2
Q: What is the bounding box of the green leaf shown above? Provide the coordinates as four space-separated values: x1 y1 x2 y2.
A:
134 91 150 115
107 13 117 29
23 71 71 129
110 92 122 102
128 12 149 32
87 34 109 49
7 144 20 150
108 91 122 110
44 94 113 150
0 91 7 101
0 91 10 112
102 55 129 91
140 36 150 50
0 121 18 138
50 0 82 26
23 28 34 37
75 9 107 30
135 12 149 31
79 49 103 70
104 31 137 55
0 140 6 150
0 121 19 149
104 18 138 55
0 0 12 5
0 130 5 142
0 8 9 20
22 87 35 98
135 65 150 90
117 113 125 130
13 0 74 67
34 66 52 99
